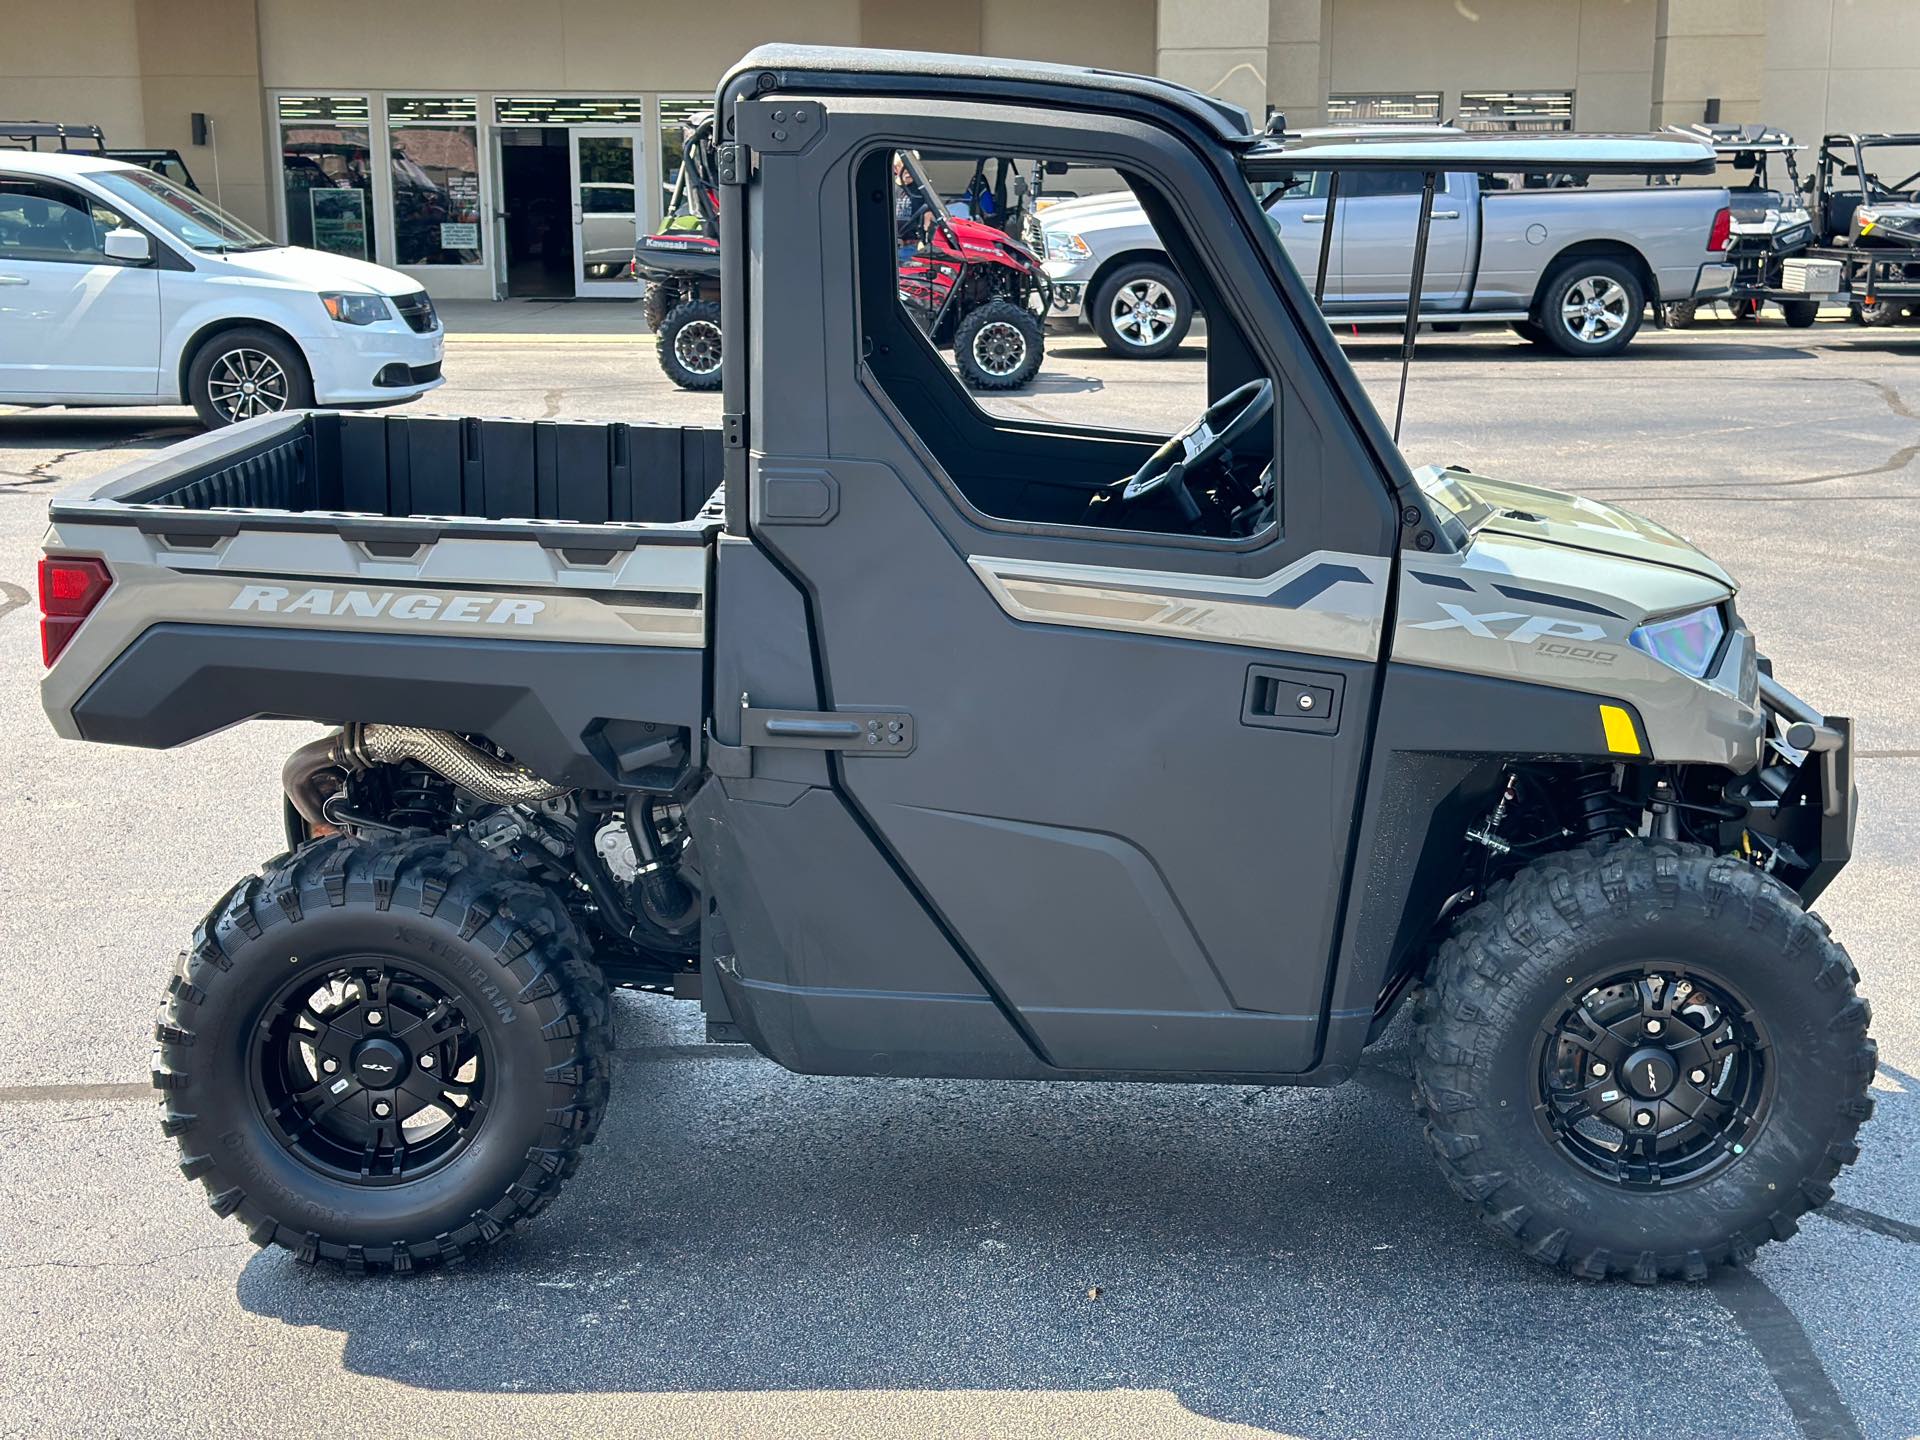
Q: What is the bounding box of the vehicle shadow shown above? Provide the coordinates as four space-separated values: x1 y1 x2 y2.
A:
232 1030 1828 1438
0 411 200 476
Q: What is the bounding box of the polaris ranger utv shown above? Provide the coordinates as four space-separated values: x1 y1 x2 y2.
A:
40 46 1870 1283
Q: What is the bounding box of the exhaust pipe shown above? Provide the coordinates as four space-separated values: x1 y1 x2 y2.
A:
283 724 566 826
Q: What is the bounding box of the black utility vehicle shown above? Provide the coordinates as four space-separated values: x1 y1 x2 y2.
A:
1808 131 1920 324
40 48 1871 1284
1 121 199 190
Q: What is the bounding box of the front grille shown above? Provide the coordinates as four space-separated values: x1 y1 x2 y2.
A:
1023 213 1047 260
393 291 439 333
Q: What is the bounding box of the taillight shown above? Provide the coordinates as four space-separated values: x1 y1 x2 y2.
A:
37 555 112 666
1708 206 1732 253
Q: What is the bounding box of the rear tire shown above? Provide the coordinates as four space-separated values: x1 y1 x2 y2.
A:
1853 298 1905 327
1780 299 1820 328
1091 261 1193 358
954 298 1044 390
1534 258 1644 357
1414 839 1875 1282
1662 300 1698 328
187 327 313 429
154 835 611 1272
657 299 724 390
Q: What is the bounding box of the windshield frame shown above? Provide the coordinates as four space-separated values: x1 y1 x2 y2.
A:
88 165 277 254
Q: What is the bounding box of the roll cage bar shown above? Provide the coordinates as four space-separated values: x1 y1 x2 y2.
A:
1821 133 1920 201
0 121 108 153
1241 130 1718 441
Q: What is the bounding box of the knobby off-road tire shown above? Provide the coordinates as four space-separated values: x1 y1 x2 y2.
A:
1413 838 1875 1282
954 298 1045 390
154 835 611 1272
657 299 724 390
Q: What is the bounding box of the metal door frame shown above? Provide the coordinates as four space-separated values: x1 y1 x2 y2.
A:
568 125 649 296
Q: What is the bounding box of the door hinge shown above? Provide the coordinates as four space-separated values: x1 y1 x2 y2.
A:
722 412 746 449
715 141 748 186
744 706 915 756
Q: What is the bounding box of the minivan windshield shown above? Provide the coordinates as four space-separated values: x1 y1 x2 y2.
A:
90 166 276 253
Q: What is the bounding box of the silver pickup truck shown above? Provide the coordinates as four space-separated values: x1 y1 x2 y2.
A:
1034 126 1736 357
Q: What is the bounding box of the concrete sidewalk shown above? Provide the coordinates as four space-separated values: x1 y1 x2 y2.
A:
437 297 651 341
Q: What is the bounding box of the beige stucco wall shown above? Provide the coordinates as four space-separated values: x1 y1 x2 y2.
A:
1764 0 1920 147
0 0 148 149
1322 0 1657 130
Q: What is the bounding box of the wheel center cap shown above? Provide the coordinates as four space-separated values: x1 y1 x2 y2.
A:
1622 1046 1677 1099
351 1036 409 1089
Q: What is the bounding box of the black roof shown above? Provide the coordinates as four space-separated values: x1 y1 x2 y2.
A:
723 44 1255 144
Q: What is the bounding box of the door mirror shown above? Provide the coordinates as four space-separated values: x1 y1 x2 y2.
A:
103 228 152 264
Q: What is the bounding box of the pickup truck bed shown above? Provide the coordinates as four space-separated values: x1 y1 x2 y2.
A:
42 410 722 790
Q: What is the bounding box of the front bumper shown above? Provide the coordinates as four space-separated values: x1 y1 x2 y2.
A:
304 320 446 406
1042 257 1092 321
1746 672 1856 904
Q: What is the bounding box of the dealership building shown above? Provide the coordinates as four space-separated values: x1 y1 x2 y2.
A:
5 0 1915 301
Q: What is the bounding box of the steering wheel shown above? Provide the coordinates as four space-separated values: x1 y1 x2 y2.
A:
1121 379 1274 521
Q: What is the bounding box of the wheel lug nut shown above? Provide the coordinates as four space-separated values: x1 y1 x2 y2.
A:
321 1058 338 1074
420 1054 435 1070
1689 1068 1707 1084
1645 1019 1663 1035
1590 1062 1608 1077
366 1010 383 1026
372 1100 392 1118
1634 1111 1654 1128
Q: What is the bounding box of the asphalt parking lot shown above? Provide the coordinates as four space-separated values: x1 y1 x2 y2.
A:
2 307 1917 1439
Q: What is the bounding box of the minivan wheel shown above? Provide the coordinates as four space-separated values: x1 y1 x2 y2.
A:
1536 259 1644 356
154 835 611 1272
1414 839 1875 1282
657 299 724 390
1092 262 1193 358
187 327 313 428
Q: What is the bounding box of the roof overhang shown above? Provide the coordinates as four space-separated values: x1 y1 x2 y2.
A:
1242 130 1719 176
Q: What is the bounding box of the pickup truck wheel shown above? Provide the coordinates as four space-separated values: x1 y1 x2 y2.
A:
153 835 611 1272
1091 263 1193 358
187 328 313 428
954 298 1044 389
1413 838 1875 1282
657 299 724 390
1780 299 1821 328
1508 319 1547 344
1536 260 1644 357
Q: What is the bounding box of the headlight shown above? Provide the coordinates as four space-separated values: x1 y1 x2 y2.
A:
319 292 392 325
1045 231 1092 259
1629 605 1725 678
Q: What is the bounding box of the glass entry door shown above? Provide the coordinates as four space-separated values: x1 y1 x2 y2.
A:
568 127 647 296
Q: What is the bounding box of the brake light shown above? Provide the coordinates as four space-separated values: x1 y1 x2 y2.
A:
37 555 112 666
1708 206 1732 253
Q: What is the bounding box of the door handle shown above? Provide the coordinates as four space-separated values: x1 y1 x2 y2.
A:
1302 214 1325 223
0 274 27 286
1431 210 1461 220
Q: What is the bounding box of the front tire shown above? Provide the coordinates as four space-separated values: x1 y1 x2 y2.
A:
1414 839 1874 1282
953 298 1044 390
1535 258 1644 356
154 836 611 1272
1091 262 1193 358
187 327 313 428
657 299 724 390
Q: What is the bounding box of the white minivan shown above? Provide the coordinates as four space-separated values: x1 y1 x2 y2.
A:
0 152 444 427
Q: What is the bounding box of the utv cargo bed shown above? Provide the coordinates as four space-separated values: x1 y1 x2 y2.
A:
41 410 721 790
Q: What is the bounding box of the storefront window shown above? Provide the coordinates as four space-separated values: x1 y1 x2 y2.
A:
388 96 484 266
494 96 647 125
1326 92 1443 126
278 95 374 260
1459 90 1575 132
659 97 708 218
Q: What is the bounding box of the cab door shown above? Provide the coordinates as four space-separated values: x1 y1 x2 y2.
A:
1332 169 1471 310
0 177 160 396
725 100 1400 1078
1262 169 1346 301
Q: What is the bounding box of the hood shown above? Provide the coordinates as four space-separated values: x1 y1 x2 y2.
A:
1416 465 1737 589
208 245 423 296
1034 190 1145 231
1855 203 1920 243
